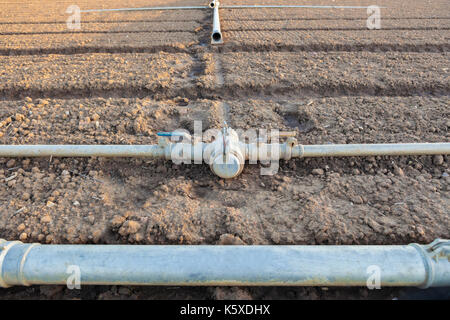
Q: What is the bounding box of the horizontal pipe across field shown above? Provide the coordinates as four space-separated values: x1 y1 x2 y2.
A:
80 6 208 13
0 239 448 287
0 145 166 158
0 143 448 158
221 5 383 9
80 5 382 13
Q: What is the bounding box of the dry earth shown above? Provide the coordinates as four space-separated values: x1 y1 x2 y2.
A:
0 0 449 299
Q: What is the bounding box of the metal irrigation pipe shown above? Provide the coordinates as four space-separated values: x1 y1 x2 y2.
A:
80 6 208 13
220 5 382 9
0 238 448 288
294 143 450 158
0 138 448 178
0 143 448 159
0 145 166 158
79 3 384 45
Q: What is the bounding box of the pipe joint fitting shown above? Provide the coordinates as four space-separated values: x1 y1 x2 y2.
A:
410 239 450 288
204 128 244 178
282 137 298 160
0 240 41 288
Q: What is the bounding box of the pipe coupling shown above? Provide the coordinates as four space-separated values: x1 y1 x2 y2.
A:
282 137 298 160
410 239 450 288
0 240 41 288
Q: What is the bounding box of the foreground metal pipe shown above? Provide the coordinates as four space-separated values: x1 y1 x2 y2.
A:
0 239 448 287
211 1 223 44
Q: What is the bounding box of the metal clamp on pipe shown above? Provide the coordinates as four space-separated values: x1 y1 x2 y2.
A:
0 239 448 288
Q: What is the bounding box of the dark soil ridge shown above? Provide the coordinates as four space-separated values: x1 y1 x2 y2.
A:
0 16 449 26
1 42 449 56
1 81 448 102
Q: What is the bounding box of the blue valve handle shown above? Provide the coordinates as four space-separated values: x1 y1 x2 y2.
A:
157 132 192 141
157 132 183 137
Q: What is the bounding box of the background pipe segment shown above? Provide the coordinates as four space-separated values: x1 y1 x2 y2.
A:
211 1 223 44
0 140 448 178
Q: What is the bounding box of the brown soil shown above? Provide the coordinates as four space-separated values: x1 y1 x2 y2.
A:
0 0 449 299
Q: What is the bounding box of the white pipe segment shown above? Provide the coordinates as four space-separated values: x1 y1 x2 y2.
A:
0 140 448 178
0 145 166 158
220 5 384 9
79 2 386 45
79 4 384 13
0 239 448 288
211 1 223 44
80 6 208 13
0 143 448 159
294 143 450 158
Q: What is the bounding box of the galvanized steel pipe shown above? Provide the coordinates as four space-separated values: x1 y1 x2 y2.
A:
0 239 448 287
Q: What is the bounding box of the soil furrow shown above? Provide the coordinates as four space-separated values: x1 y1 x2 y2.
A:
1 82 449 101
0 17 449 25
1 42 449 57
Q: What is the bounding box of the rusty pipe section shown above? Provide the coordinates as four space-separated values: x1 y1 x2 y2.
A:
0 239 448 288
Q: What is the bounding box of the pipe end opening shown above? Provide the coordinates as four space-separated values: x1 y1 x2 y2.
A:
209 2 215 8
211 32 223 44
